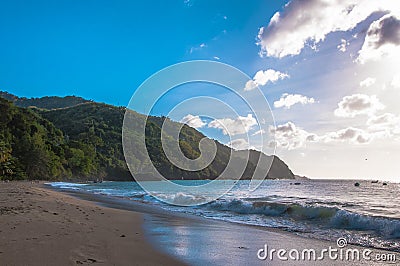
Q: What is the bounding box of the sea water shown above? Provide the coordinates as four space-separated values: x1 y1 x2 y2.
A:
48 179 400 252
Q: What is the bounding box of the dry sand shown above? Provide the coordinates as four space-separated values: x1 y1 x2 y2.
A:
0 181 185 266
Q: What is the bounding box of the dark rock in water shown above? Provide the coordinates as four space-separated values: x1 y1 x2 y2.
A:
294 182 301 185
383 182 388 186
354 182 360 187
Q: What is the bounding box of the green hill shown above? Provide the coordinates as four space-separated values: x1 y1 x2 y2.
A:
0 97 83 180
0 91 90 110
0 92 295 181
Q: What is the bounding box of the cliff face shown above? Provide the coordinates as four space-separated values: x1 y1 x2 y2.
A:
0 91 295 181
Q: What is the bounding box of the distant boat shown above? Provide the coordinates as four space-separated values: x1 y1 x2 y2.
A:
354 182 360 187
383 182 388 186
371 180 379 183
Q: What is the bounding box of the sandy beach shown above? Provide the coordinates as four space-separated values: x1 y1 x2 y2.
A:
0 181 185 266
1 181 399 266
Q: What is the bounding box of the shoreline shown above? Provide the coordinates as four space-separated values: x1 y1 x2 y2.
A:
1 181 399 265
48 183 400 265
0 181 186 266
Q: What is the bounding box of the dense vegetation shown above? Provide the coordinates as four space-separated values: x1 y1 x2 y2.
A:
0 97 85 180
0 92 294 181
0 91 90 110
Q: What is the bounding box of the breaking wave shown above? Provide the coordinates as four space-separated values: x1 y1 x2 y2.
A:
206 199 400 239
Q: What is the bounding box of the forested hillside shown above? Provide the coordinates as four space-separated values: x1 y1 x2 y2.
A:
0 92 295 181
0 91 90 110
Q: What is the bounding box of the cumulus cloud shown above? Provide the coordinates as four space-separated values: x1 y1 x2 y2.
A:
180 114 206 129
208 114 257 136
337 39 349 52
334 94 385 118
269 119 397 150
244 80 258 91
274 93 315 109
367 113 400 132
244 69 289 91
357 14 400 63
257 0 390 58
323 127 372 144
227 139 250 150
360 77 376 87
269 122 315 150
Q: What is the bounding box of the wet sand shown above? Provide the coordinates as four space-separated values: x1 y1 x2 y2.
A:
59 185 400 266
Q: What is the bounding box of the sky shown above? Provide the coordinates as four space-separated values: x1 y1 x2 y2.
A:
1 0 400 180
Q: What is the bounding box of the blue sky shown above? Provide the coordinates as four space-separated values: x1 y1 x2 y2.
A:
0 0 284 105
1 0 400 180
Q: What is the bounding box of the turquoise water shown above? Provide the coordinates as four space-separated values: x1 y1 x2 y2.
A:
49 179 400 252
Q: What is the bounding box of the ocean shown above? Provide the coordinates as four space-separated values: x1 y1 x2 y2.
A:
48 179 400 252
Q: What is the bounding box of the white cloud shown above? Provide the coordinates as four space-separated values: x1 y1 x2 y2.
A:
357 13 400 63
337 39 349 52
190 43 207 54
244 80 258 91
244 69 289 91
323 127 372 144
274 93 315 109
252 129 265 136
269 122 314 150
391 74 400 88
208 114 257 136
227 139 250 150
367 113 400 132
360 77 376 87
257 0 394 58
180 114 206 129
334 94 385 118
183 0 193 7
269 119 398 150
